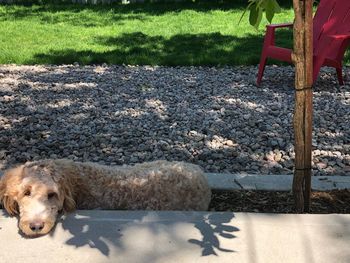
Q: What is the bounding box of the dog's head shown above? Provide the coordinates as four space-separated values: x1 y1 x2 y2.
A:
0 162 76 237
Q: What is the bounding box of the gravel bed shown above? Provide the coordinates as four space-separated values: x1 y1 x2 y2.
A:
0 64 349 176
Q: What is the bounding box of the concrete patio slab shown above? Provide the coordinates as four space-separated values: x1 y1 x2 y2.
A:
0 210 349 263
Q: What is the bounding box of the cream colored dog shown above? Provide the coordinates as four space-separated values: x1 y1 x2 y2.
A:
0 159 211 237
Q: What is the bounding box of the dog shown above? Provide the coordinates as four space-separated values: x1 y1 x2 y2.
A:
0 159 211 237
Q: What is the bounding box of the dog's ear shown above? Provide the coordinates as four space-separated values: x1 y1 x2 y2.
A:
0 166 23 216
48 160 79 213
63 191 76 213
59 178 76 213
1 195 19 216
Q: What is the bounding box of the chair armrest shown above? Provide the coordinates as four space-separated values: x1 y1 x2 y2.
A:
329 34 350 40
266 22 293 29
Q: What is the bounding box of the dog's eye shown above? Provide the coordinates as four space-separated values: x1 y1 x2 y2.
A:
48 192 56 199
24 190 31 196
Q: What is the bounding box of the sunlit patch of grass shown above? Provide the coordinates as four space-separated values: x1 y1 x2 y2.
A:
0 1 300 66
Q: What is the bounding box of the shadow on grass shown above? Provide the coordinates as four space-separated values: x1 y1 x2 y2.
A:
2 1 347 66
0 0 294 15
27 31 293 66
0 4 149 26
0 0 295 28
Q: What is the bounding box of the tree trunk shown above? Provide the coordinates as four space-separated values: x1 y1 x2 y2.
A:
291 0 313 213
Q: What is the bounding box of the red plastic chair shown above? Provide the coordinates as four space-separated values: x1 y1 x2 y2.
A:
257 0 350 86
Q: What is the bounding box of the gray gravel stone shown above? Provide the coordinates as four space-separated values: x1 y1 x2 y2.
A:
0 65 349 176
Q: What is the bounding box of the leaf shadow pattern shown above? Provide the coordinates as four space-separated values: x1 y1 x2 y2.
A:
60 214 122 256
58 210 238 258
188 212 238 256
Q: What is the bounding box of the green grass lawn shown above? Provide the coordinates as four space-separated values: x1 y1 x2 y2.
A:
0 1 300 65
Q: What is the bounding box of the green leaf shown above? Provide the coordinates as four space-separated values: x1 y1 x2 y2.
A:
265 0 275 23
249 3 263 29
256 0 264 8
255 8 263 29
272 0 281 13
243 0 280 29
238 1 254 25
249 4 259 27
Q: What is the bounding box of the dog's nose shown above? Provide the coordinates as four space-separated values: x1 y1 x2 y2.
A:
29 221 45 232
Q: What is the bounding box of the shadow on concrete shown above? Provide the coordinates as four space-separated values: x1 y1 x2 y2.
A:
329 215 350 262
188 212 238 256
59 212 123 256
58 211 237 257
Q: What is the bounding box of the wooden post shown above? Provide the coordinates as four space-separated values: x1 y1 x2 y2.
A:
291 0 313 213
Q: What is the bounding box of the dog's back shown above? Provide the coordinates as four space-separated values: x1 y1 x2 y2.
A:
52 159 212 211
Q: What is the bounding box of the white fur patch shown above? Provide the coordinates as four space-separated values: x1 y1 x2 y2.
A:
23 201 51 220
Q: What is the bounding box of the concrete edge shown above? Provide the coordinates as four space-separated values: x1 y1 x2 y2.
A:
0 171 349 192
205 173 350 191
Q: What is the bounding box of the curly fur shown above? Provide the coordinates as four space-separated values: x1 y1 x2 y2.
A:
0 159 211 236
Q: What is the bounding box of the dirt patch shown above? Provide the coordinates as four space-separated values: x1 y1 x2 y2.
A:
210 189 350 214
